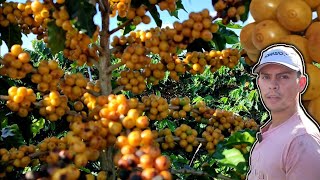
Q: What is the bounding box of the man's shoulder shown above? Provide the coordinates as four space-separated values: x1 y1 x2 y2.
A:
289 112 320 142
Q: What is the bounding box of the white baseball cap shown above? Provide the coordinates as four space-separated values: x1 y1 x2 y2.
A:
252 44 305 74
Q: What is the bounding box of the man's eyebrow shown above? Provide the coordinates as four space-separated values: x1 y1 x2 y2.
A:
260 71 294 76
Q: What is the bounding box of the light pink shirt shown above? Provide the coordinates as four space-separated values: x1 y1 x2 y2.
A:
247 109 320 180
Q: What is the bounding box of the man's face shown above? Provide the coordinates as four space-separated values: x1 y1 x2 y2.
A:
257 64 306 113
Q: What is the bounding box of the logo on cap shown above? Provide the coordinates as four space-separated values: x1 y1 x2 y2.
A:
264 51 288 58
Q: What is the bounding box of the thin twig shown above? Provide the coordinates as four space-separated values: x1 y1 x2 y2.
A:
92 44 104 55
106 62 124 73
29 151 48 159
216 174 235 180
98 0 106 12
110 46 122 54
0 95 9 100
192 108 201 114
86 89 101 96
33 102 41 107
168 105 180 110
111 85 124 94
171 169 210 176
88 67 93 81
171 169 234 180
155 136 206 143
88 57 99 67
108 19 133 35
189 143 202 166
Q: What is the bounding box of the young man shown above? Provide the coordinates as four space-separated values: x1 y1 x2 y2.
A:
246 44 320 180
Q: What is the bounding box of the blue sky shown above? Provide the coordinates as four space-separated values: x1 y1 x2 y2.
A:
0 0 254 55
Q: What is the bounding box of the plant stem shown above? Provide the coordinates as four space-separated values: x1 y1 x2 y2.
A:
106 62 124 73
98 0 112 96
97 1 116 179
171 169 234 180
109 19 133 35
171 169 211 177
155 136 206 143
189 143 202 166
0 95 9 100
111 85 124 94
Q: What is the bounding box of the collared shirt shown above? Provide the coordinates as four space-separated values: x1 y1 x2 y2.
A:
247 109 320 180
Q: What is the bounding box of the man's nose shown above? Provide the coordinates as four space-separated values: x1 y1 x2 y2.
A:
269 79 279 90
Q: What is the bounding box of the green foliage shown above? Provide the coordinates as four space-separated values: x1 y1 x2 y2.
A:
208 130 256 179
240 0 251 22
47 21 66 54
31 118 45 137
0 124 25 148
154 119 177 132
117 16 136 35
0 24 22 49
65 0 97 37
31 40 55 60
212 33 226 51
169 0 187 19
223 130 256 147
216 148 245 170
219 26 239 44
149 5 162 27
212 25 239 51
187 38 214 52
216 20 243 29
0 0 259 179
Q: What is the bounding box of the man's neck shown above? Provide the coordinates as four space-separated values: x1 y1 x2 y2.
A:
270 107 298 128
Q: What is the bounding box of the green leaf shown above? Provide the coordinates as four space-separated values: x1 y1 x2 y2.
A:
149 6 162 27
216 20 243 29
80 167 91 173
204 95 214 101
47 21 66 54
176 0 187 12
187 38 212 52
219 26 239 44
248 90 257 102
224 131 255 147
235 161 250 174
1 116 8 129
131 0 144 8
123 24 136 35
166 120 177 132
225 35 239 44
0 0 5 3
169 10 179 19
240 0 251 22
218 148 246 167
0 24 22 49
31 118 45 137
168 0 187 19
219 97 228 104
65 0 97 37
170 154 189 164
212 33 226 51
1 124 25 147
192 96 204 103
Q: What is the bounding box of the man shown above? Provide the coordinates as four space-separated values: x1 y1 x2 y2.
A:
246 43 320 180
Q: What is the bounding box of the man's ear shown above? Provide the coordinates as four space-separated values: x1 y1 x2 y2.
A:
256 76 261 87
299 75 307 93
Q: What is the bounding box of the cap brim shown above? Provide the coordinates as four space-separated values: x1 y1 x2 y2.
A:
253 61 300 74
